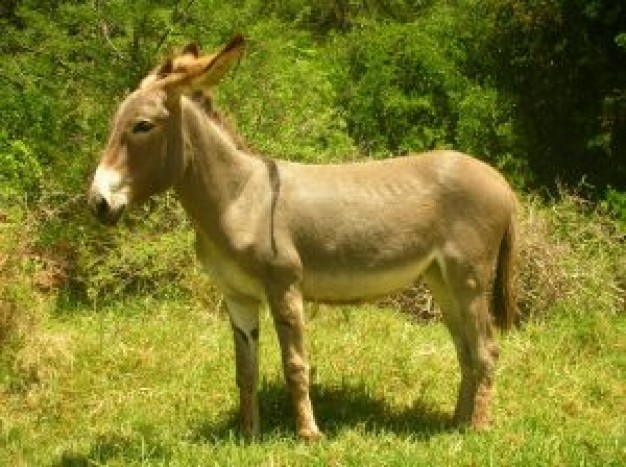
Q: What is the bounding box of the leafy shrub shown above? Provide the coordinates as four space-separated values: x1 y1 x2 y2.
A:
59 196 217 309
217 20 357 163
537 192 625 317
475 0 626 192
330 19 521 175
0 135 43 197
332 22 459 155
0 202 51 391
454 84 526 180
76 225 193 305
248 0 435 33
603 188 626 229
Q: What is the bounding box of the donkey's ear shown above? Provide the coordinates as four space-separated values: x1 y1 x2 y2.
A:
139 57 174 88
153 35 245 92
192 34 244 88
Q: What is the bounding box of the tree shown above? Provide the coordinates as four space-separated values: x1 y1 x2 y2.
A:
481 0 626 192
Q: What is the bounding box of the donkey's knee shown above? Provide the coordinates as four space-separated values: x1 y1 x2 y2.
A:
283 354 309 386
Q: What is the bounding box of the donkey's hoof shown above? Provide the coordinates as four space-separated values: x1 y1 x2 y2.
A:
298 427 324 442
241 431 260 443
453 414 491 432
470 417 491 431
239 423 260 442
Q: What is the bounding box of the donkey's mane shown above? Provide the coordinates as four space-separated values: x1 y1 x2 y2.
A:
190 90 248 151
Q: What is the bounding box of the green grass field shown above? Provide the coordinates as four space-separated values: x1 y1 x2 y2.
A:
1 296 623 466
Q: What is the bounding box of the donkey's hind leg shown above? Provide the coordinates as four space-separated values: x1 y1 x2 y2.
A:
454 290 499 429
423 265 474 425
423 261 499 429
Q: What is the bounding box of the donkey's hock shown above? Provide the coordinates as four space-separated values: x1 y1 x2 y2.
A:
88 35 518 440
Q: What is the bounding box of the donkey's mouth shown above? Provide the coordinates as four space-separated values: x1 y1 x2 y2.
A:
98 204 126 226
88 191 126 226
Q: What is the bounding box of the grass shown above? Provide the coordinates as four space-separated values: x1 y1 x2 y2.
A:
1 296 624 466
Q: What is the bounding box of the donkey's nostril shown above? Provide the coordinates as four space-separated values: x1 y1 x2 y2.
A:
96 196 109 216
89 191 109 217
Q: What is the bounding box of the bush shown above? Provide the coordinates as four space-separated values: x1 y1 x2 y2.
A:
603 188 626 229
475 0 626 192
0 202 50 391
332 22 460 156
248 0 435 33
534 192 625 318
454 84 526 181
330 18 522 178
49 195 217 309
0 135 43 197
217 20 357 163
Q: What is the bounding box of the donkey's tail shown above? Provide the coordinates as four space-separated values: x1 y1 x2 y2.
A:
492 210 518 330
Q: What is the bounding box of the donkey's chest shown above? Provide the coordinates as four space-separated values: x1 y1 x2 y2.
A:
194 234 265 299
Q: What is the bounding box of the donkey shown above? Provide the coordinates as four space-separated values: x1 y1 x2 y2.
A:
88 35 517 441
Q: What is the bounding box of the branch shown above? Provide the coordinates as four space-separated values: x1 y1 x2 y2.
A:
100 21 125 62
91 0 125 62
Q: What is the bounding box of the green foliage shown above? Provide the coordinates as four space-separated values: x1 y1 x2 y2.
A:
0 202 46 390
331 18 522 176
603 188 626 228
253 0 434 32
76 217 195 305
333 22 458 155
217 20 357 163
454 85 523 177
476 0 626 191
35 196 204 307
1 0 624 195
0 0 623 312
0 136 43 196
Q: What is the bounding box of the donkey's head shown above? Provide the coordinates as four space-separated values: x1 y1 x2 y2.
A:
88 35 244 225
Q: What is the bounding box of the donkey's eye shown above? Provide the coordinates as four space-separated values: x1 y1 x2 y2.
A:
132 120 155 134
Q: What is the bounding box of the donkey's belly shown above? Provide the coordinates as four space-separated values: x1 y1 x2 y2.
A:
301 253 435 302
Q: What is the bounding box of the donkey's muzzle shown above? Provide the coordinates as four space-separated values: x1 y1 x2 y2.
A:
88 190 125 226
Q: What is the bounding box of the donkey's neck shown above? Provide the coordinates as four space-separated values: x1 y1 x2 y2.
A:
174 100 262 229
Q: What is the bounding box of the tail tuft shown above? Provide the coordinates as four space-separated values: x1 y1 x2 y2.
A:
492 212 518 330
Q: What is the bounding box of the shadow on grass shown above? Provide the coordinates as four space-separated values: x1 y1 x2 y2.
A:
52 382 451 465
53 432 172 467
191 379 453 443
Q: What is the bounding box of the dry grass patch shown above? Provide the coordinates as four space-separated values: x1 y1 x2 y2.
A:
0 203 74 395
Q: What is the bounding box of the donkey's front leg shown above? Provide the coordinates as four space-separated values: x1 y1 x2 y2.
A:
225 295 261 439
267 284 321 441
